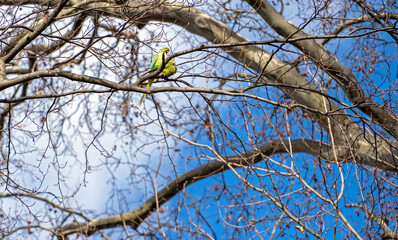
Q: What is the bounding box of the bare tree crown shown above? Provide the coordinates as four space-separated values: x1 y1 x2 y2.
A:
0 0 397 239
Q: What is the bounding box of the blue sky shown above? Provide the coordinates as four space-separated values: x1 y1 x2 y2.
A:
1 0 397 239
94 0 398 238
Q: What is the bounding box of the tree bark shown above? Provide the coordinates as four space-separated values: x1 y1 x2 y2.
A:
57 139 352 237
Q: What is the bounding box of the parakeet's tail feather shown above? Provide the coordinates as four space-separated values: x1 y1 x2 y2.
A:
138 94 146 107
138 79 154 107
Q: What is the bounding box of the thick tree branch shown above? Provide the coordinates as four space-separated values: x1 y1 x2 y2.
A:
97 0 397 169
58 137 398 237
0 69 336 115
346 203 398 240
0 58 6 82
122 0 361 142
245 0 398 140
57 139 350 237
0 0 62 5
4 68 397 172
0 1 396 239
2 0 397 171
0 1 389 142
1 0 70 63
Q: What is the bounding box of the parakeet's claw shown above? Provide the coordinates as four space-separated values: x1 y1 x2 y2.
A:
159 73 169 80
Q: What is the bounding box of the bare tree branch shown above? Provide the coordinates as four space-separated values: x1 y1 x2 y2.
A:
0 1 397 239
1 0 70 63
346 203 398 240
351 0 398 43
245 0 398 140
57 139 343 237
321 13 398 45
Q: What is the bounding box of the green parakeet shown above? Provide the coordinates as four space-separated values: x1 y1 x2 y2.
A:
139 47 177 106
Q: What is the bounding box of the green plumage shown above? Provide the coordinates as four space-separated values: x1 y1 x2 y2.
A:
139 47 177 106
162 59 177 77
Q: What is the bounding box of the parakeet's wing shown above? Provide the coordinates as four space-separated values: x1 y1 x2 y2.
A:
163 60 177 77
165 59 176 68
150 51 165 72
